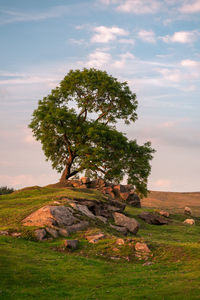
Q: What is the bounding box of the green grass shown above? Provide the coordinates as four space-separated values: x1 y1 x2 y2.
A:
1 186 200 299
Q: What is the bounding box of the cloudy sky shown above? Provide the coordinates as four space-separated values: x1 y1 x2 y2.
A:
0 0 200 191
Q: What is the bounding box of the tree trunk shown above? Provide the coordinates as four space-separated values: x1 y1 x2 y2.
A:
60 165 71 182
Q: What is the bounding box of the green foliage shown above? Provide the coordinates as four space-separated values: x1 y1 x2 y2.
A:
0 186 14 195
29 68 154 196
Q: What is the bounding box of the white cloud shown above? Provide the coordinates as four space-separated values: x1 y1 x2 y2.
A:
112 52 135 68
138 30 156 43
156 67 199 82
86 50 112 68
116 0 161 14
91 26 128 43
23 128 37 145
181 59 200 67
180 0 200 13
162 31 199 43
0 6 71 25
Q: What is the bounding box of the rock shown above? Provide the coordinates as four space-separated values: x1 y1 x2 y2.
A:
113 184 127 193
35 229 46 241
112 247 119 252
135 242 151 253
183 219 195 225
69 202 96 219
109 199 126 211
143 261 154 266
113 212 139 234
184 206 192 215
119 192 129 201
11 232 21 237
135 242 152 261
116 238 125 245
80 177 90 184
110 224 128 235
86 233 105 243
126 193 141 208
96 216 107 223
64 239 79 249
58 228 69 237
159 210 170 218
138 212 169 225
66 221 89 234
22 206 78 227
0 230 9 236
46 227 59 238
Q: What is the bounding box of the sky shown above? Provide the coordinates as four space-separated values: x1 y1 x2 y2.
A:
0 0 200 192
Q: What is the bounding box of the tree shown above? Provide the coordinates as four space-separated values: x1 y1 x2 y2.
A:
29 68 154 197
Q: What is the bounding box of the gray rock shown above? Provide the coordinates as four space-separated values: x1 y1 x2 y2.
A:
46 227 59 238
64 239 79 249
22 205 78 227
35 229 46 241
96 216 107 223
69 202 96 219
113 212 139 234
138 212 169 225
66 221 89 234
110 224 128 235
126 193 141 208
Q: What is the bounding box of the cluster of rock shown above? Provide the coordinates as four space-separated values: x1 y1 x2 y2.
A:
22 195 141 241
62 177 141 208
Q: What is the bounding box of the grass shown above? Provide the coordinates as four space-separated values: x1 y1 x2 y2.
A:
1 185 200 299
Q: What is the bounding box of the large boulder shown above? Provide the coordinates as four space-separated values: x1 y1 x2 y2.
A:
22 205 78 227
126 192 141 208
138 212 169 225
113 212 139 234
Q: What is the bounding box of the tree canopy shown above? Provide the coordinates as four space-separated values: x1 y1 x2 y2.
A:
29 68 154 197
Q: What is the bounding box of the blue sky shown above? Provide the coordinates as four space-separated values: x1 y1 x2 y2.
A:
0 0 200 191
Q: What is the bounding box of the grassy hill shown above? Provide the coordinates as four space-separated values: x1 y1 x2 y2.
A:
1 185 200 299
142 191 200 216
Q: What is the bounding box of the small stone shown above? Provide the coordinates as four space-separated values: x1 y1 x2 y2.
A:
112 247 119 252
64 239 79 249
46 227 59 238
58 228 69 237
66 221 89 234
11 232 21 237
35 229 46 241
143 261 154 266
184 206 192 215
0 230 9 236
116 238 125 246
159 210 169 218
135 242 151 253
183 219 195 225
86 233 105 243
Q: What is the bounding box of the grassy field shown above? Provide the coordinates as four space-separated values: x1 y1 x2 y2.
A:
1 186 200 299
142 191 200 216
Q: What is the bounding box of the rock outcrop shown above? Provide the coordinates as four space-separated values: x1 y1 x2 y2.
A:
60 178 141 208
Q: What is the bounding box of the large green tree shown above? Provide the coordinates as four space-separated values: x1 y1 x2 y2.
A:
29 68 154 197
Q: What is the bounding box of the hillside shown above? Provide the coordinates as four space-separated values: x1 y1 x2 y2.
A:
142 191 200 216
1 185 200 299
